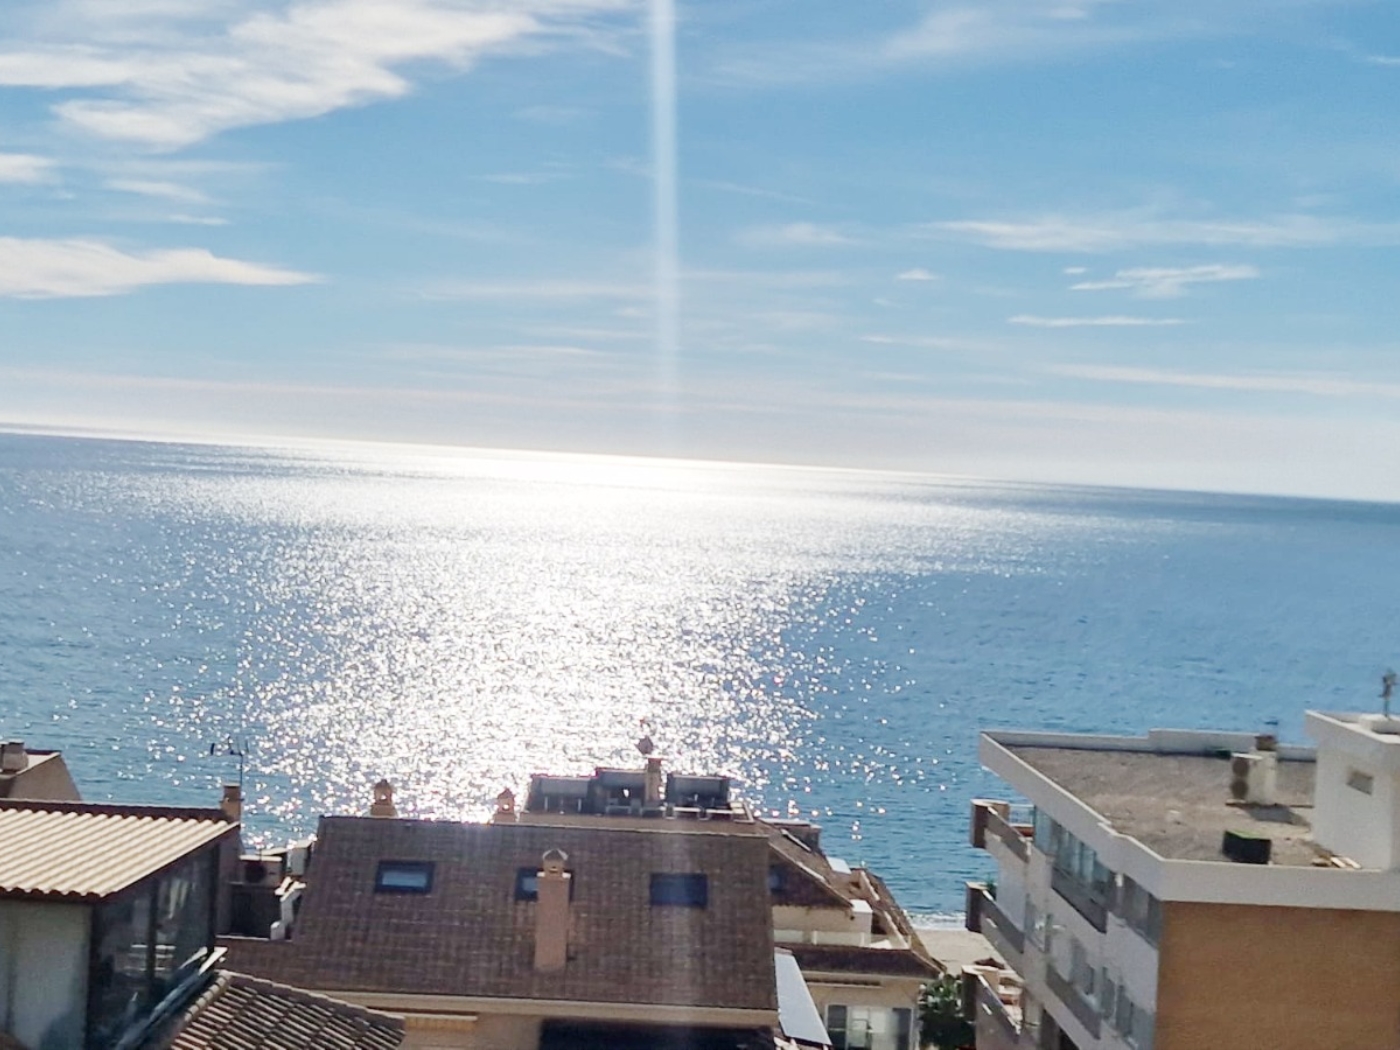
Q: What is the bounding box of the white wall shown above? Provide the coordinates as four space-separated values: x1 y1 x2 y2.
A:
0 901 89 1050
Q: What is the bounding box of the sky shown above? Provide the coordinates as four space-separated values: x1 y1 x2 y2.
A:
0 0 1398 500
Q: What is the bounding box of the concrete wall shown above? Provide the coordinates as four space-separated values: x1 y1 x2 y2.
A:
773 904 862 935
1155 901 1400 1050
0 901 89 1050
1 754 81 803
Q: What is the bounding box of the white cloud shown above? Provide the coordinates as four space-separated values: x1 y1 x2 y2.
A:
0 236 319 297
1009 315 1186 328
1365 55 1400 67
896 267 939 281
1048 363 1400 399
928 212 1400 252
1063 266 1088 275
0 152 55 183
0 0 629 148
861 334 965 349
105 178 211 203
1071 263 1260 298
738 222 856 248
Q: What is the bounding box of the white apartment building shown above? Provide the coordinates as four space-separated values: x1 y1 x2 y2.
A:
966 711 1400 1050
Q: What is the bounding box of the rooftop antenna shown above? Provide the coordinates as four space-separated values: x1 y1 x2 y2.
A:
209 734 249 793
1383 670 1397 719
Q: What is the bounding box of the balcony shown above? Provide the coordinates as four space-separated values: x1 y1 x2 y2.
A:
1045 964 1101 1039
964 882 1025 969
969 800 1033 862
969 969 1023 1049
772 928 911 950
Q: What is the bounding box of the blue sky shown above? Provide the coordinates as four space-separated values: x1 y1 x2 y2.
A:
0 0 1398 499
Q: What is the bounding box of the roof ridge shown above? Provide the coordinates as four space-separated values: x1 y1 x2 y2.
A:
219 971 407 1029
0 799 229 821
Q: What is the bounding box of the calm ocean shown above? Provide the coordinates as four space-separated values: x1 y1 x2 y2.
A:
2 431 1397 916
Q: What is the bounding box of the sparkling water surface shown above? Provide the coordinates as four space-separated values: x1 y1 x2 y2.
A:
2 431 1398 915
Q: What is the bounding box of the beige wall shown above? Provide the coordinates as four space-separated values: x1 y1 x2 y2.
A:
401 1014 539 1050
1156 901 1400 1050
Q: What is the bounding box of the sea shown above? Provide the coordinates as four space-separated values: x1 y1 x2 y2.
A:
2 429 1398 919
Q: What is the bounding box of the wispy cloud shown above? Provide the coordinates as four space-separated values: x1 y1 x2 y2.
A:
694 179 817 206
0 236 319 298
737 222 857 248
882 0 1146 65
896 267 939 282
0 0 629 149
477 171 570 186
1071 263 1260 298
421 279 647 301
105 178 212 204
1365 55 1400 67
1009 315 1186 328
928 212 1400 252
1049 363 1400 399
0 152 55 183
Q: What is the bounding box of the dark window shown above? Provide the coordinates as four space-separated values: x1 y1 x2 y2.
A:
374 860 434 894
650 872 707 907
767 865 785 894
515 866 576 901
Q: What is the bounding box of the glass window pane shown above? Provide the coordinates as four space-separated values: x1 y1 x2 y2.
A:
88 889 152 1048
153 851 213 999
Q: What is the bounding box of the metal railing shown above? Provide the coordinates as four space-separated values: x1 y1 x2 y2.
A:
985 807 1031 862
1045 965 1102 1039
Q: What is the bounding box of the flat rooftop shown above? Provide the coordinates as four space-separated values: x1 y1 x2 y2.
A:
1006 745 1323 866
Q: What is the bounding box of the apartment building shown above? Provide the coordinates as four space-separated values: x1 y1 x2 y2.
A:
966 711 1400 1050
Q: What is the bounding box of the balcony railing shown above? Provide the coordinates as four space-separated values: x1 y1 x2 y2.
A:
1045 965 1102 1039
972 971 1022 1044
964 883 1026 969
1050 867 1109 933
985 806 1031 862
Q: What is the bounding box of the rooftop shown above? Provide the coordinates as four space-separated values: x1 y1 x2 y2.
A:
0 800 235 901
146 971 404 1050
222 816 779 1012
1006 744 1322 865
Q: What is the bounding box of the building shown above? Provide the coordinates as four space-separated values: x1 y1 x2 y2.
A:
965 712 1400 1050
220 809 789 1049
0 779 405 1050
514 756 941 1050
0 740 80 802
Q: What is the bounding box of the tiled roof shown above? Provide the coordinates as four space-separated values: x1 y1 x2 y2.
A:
786 944 939 979
223 817 779 1012
146 971 404 1049
0 800 235 902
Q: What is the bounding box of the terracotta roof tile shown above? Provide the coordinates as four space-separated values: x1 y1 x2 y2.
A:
146 971 404 1049
0 800 235 901
223 818 778 1012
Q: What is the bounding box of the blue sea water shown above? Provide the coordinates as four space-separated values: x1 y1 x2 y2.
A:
2 430 1398 916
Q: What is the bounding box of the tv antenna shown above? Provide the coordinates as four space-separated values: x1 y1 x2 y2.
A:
1383 670 1397 719
209 735 249 792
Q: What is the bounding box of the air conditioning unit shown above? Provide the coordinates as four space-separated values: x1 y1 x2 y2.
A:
1229 751 1277 805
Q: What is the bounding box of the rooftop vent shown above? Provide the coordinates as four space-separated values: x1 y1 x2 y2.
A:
0 741 26 774
1222 829 1272 865
1229 749 1277 805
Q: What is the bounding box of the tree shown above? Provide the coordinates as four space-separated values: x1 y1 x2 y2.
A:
920 974 975 1050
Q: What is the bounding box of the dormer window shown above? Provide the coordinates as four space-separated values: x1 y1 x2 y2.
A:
375 860 434 894
650 873 707 907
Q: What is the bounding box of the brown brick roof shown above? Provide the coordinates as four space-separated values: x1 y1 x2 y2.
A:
0 800 235 902
222 817 778 1012
145 971 403 1049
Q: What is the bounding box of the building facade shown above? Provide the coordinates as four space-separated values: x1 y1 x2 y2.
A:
966 712 1400 1050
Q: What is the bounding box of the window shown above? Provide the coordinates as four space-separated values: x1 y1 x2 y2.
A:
650 872 707 907
825 1005 913 1050
374 860 434 894
1348 768 1375 795
1118 876 1162 946
768 865 785 893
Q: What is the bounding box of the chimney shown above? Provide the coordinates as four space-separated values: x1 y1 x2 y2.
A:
220 783 243 823
495 787 517 821
1 741 27 774
534 849 571 972
370 778 397 818
644 757 664 808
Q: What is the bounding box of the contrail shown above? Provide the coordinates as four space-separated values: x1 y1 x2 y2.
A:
650 0 679 408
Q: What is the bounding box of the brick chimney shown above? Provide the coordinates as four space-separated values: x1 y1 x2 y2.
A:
534 848 571 972
0 740 27 775
220 783 243 823
643 757 664 808
370 778 397 818
495 787 517 821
